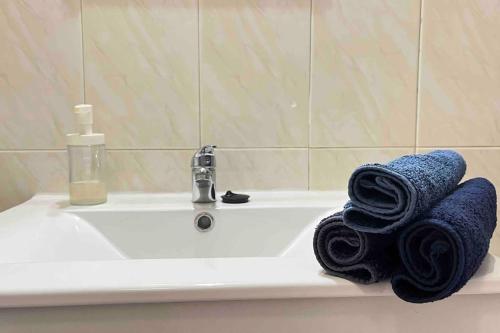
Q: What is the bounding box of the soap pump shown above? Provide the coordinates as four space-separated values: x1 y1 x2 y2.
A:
66 104 107 205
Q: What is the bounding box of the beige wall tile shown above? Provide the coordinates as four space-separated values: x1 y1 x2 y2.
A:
418 0 500 146
217 149 309 190
0 151 68 212
200 0 310 148
418 148 500 255
82 0 199 149
107 150 193 192
310 148 413 190
0 1 83 149
310 0 420 147
0 149 194 211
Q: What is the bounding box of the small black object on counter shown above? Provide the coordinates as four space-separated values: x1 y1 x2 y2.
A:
221 190 250 204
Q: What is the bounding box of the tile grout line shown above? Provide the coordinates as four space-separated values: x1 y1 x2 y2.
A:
414 0 424 153
309 146 415 150
307 0 314 190
80 0 86 103
197 0 202 147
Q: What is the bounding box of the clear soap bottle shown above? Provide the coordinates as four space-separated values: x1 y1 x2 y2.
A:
67 104 107 205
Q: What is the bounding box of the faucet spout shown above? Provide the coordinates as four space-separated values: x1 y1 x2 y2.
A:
192 145 217 203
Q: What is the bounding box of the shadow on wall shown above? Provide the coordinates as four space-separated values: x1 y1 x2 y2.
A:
0 152 68 212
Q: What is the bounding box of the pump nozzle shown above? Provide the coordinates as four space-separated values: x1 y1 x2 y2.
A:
74 104 93 135
67 104 104 146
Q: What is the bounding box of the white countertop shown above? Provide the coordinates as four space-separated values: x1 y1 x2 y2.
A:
0 192 498 308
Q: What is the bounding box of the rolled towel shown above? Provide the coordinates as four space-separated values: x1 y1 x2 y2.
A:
313 212 398 284
344 150 466 233
392 177 497 303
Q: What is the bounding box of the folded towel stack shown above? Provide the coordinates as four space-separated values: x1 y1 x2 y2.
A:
313 150 497 303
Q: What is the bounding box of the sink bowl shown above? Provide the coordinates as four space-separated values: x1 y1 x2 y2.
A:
0 192 344 264
71 207 327 259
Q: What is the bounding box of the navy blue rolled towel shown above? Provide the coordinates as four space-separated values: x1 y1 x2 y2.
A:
344 150 466 233
391 177 497 303
313 212 399 284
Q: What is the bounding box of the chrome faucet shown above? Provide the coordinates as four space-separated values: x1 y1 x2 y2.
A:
192 145 216 203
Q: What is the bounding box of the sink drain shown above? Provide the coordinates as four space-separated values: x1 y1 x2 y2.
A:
194 212 214 232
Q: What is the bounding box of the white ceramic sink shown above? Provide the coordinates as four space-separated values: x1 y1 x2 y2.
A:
0 192 342 264
0 191 498 309
72 207 325 259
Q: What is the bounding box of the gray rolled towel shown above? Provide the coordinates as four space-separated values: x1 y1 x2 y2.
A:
313 212 399 284
344 150 466 233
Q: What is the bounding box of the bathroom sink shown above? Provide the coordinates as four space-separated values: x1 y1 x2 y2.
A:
0 191 499 309
71 207 327 259
0 192 344 264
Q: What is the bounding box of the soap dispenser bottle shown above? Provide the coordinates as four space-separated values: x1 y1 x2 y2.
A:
66 104 107 205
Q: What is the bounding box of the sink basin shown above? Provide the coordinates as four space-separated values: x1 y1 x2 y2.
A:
0 192 344 264
72 207 327 259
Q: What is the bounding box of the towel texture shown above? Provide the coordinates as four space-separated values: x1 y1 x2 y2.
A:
313 212 398 284
344 150 466 233
391 177 497 303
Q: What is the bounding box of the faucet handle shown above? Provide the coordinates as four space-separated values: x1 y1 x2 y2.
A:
192 144 217 168
198 144 217 155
